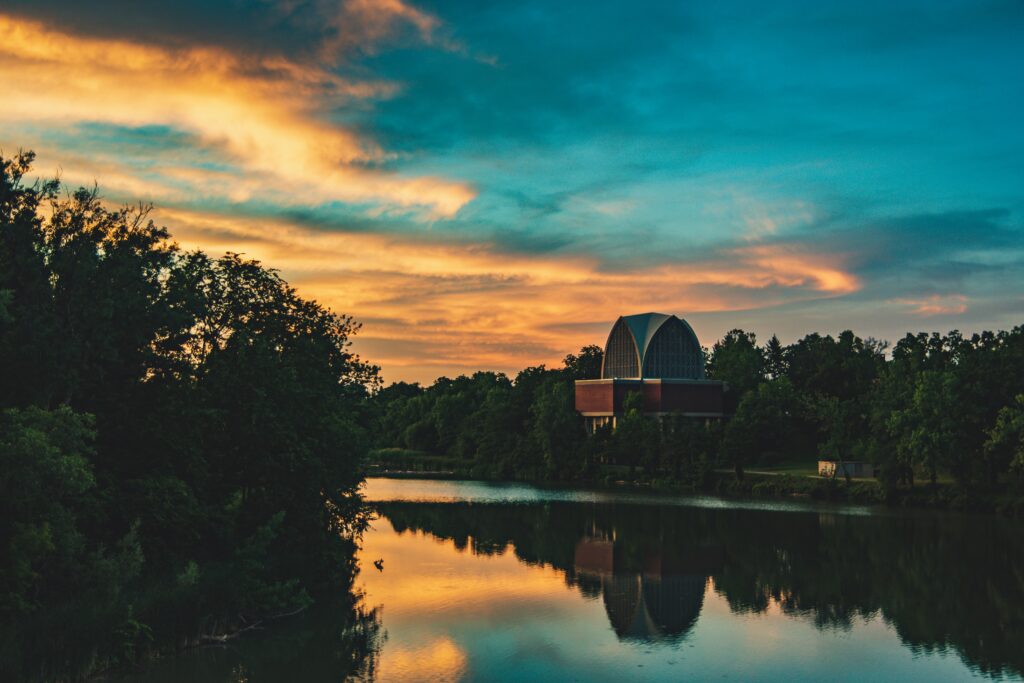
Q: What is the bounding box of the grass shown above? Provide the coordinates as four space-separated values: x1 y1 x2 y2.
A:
747 461 820 478
365 448 468 474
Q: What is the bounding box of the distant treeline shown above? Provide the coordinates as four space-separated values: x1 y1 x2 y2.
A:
369 325 1024 495
708 327 1024 491
0 152 379 680
369 346 603 479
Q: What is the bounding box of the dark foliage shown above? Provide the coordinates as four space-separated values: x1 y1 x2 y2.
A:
368 346 600 481
371 318 1024 494
0 151 379 681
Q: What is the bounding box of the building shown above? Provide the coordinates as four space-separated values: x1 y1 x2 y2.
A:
817 460 878 479
575 312 726 432
572 534 722 643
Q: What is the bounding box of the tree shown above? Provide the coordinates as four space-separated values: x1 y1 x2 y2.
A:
0 151 61 408
763 334 787 380
614 392 658 477
815 396 859 484
888 371 964 486
722 378 800 479
563 345 603 380
786 330 883 401
0 406 98 614
530 380 586 479
0 150 382 677
663 415 714 486
985 396 1024 485
707 329 763 399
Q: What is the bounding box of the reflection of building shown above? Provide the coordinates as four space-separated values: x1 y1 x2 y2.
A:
575 313 725 432
573 536 722 642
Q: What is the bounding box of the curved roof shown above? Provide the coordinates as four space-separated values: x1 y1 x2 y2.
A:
623 312 673 361
601 312 705 379
601 573 706 643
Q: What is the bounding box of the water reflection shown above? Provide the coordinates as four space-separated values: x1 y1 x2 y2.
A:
375 499 1024 680
108 598 381 683
573 535 720 643
109 481 1024 682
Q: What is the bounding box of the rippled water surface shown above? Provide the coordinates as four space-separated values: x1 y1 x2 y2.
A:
122 478 1024 682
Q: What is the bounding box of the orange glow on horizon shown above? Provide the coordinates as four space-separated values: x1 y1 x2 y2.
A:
155 206 864 381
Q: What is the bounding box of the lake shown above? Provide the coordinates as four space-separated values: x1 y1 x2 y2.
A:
118 477 1024 682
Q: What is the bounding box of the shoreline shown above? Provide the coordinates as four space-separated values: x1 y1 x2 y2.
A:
366 468 1024 517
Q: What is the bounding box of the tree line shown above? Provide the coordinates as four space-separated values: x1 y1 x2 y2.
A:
369 325 1024 495
0 151 379 680
369 346 603 480
709 327 1024 489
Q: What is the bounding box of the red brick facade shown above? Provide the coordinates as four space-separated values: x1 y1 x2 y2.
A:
574 379 725 416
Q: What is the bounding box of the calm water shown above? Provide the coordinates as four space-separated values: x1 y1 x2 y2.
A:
120 478 1024 682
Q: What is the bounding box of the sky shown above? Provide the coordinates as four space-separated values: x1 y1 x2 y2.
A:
1 0 1022 384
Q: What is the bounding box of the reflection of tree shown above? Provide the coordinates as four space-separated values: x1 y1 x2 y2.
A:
380 502 720 643
376 501 1024 678
87 599 383 683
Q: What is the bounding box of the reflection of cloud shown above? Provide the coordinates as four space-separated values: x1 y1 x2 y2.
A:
0 14 474 218
376 636 468 683
359 522 570 616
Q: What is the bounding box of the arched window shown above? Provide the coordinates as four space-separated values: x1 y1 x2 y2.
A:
642 317 705 379
602 318 640 378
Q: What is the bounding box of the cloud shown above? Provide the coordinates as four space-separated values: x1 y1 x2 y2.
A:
321 0 461 60
0 0 458 64
893 295 969 317
154 204 863 382
3 2 1022 383
0 13 474 218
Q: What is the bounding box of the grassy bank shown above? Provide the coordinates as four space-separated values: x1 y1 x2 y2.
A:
366 450 1024 517
704 473 1023 514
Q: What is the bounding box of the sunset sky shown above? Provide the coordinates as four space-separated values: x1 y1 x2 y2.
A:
2 0 1022 384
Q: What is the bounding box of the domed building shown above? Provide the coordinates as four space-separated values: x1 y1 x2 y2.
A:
575 312 725 431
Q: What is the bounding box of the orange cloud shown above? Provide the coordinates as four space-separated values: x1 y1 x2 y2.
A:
323 0 448 58
155 205 862 383
0 11 865 383
893 294 968 317
0 13 475 218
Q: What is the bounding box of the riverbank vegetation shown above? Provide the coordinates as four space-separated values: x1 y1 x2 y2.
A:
367 325 1024 514
0 152 379 681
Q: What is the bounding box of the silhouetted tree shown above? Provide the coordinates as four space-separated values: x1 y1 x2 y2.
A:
0 151 380 679
707 329 763 402
763 333 787 380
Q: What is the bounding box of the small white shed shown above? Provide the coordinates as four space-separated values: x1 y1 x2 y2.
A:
818 460 876 479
